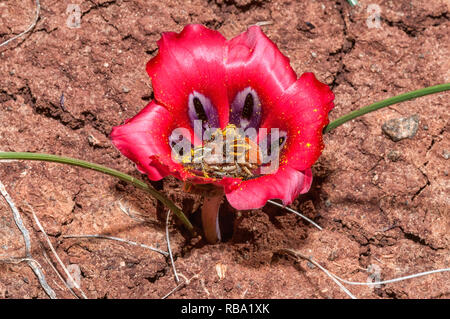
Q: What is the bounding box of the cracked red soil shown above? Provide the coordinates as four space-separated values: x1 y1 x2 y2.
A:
0 0 449 299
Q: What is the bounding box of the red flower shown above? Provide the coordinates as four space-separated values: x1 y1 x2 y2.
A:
111 24 334 210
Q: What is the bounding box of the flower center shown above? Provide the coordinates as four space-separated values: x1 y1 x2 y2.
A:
182 124 262 180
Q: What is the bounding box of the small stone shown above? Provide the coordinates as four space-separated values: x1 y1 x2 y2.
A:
423 125 428 131
307 260 315 269
382 115 419 142
311 51 317 58
372 174 379 183
443 150 450 160
83 46 92 54
387 150 401 162
370 64 381 73
9 70 15 76
88 135 100 147
418 53 425 59
122 86 130 93
324 199 332 207
328 250 338 261
87 132 109 148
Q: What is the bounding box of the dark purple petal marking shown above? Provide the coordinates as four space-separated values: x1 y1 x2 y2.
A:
169 128 192 158
230 87 262 130
188 91 220 132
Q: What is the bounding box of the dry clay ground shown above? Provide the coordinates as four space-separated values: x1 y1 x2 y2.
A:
0 0 449 299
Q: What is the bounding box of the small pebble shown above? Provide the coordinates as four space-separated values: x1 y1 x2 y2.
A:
370 64 381 73
382 115 419 142
87 133 108 148
443 150 450 160
372 174 379 183
387 150 401 162
328 250 338 261
423 125 428 131
325 199 332 208
88 135 100 147
122 86 130 93
311 52 317 58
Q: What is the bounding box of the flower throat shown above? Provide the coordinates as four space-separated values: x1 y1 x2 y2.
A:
179 124 262 180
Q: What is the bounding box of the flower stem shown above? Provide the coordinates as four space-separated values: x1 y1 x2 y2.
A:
0 152 194 234
324 83 450 134
201 188 224 244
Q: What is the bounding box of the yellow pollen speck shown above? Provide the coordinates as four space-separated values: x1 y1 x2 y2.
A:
306 143 311 148
313 109 318 112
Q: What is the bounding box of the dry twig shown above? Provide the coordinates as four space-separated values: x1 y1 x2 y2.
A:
278 248 450 299
267 200 323 230
27 204 88 298
41 249 79 299
0 180 56 298
0 0 41 48
161 272 201 299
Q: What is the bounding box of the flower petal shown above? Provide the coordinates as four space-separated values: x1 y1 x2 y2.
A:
225 167 313 210
111 101 182 180
146 24 229 133
225 26 297 128
259 72 334 171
